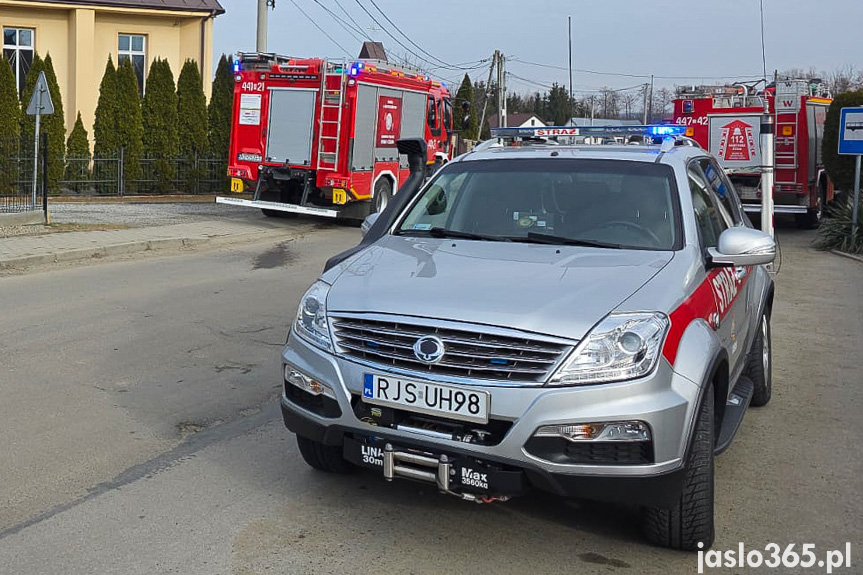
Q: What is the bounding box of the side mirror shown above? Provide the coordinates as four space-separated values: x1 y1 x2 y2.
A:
360 212 380 237
707 227 776 267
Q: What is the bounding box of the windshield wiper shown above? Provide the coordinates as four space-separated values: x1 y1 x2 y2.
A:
521 232 623 249
424 227 511 242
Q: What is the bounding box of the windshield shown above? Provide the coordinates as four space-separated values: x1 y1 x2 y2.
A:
396 159 680 250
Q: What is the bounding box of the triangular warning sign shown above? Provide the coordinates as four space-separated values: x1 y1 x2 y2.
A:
26 71 55 116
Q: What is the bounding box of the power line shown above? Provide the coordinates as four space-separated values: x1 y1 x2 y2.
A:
311 0 367 44
288 0 353 57
352 0 439 69
510 57 766 81
333 0 371 40
366 0 452 68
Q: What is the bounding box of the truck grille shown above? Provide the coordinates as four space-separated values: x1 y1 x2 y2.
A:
331 316 572 384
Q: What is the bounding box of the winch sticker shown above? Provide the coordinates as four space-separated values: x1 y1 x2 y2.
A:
460 467 489 490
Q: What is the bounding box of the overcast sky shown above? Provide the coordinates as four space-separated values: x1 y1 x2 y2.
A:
213 0 862 94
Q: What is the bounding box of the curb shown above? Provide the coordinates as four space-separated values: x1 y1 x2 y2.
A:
0 229 303 270
830 249 863 264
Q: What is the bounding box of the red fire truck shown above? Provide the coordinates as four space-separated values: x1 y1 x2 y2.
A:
672 79 834 228
216 52 454 219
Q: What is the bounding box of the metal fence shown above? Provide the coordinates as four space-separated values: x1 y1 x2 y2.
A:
0 142 228 213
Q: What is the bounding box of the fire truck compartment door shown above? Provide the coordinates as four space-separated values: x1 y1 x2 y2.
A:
352 85 428 171
266 88 316 165
708 114 761 171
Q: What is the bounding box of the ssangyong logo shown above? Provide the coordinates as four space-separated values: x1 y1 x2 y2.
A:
413 336 445 364
237 152 262 163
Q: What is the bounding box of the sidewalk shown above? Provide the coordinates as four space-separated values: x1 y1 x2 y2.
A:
0 219 302 270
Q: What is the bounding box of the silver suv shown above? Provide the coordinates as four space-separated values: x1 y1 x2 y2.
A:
279 129 776 550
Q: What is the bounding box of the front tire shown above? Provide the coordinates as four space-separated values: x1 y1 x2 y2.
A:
641 386 715 551
745 312 772 407
373 178 393 213
296 435 354 474
795 190 825 229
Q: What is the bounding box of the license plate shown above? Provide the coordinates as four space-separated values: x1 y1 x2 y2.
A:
332 188 348 205
362 374 489 424
230 178 244 193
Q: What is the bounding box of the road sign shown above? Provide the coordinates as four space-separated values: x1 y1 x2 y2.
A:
838 107 863 155
25 71 55 116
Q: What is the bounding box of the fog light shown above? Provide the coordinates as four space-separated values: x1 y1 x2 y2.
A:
284 366 335 399
534 421 650 442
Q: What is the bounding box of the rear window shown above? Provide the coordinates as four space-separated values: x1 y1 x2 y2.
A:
397 159 681 250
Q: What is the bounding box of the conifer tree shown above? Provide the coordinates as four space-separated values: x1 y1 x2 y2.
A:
19 52 44 152
116 58 144 192
93 56 119 156
0 58 21 193
208 54 233 160
177 59 207 155
40 53 66 193
454 73 477 140
143 58 179 193
65 112 91 193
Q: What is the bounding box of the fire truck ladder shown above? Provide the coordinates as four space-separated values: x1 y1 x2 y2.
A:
316 60 346 172
775 111 799 171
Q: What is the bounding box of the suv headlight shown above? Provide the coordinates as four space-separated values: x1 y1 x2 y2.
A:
294 280 333 351
549 312 669 385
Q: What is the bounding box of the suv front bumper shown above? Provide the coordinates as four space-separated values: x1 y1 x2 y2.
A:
281 331 703 507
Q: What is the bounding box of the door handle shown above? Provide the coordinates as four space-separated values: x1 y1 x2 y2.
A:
735 267 747 281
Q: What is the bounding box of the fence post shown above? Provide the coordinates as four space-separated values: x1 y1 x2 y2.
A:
41 131 49 223
118 147 124 196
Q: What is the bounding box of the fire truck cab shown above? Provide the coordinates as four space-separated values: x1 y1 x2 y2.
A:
218 52 454 219
673 79 833 228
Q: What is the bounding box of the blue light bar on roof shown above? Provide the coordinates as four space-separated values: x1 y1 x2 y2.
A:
232 59 241 73
349 61 365 77
489 125 686 138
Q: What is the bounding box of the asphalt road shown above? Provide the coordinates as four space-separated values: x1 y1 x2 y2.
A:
0 221 860 574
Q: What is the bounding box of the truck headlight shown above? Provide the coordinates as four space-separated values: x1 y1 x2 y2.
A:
294 280 333 351
549 312 669 385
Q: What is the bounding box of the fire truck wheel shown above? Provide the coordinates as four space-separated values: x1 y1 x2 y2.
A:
795 191 824 229
261 209 296 218
373 178 393 213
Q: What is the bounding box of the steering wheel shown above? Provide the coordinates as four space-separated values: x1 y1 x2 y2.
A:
584 220 662 246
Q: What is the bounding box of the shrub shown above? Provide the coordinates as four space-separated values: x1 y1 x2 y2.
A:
823 89 863 191
65 112 91 193
815 197 863 254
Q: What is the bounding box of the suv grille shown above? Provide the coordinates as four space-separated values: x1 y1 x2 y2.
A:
331 316 571 383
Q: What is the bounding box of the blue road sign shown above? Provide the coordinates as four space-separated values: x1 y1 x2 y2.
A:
838 107 863 155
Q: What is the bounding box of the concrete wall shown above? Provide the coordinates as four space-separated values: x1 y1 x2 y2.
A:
0 1 219 150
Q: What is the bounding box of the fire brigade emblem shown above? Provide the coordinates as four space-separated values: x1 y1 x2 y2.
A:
718 120 757 162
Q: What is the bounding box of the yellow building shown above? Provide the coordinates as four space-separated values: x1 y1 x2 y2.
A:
0 0 224 142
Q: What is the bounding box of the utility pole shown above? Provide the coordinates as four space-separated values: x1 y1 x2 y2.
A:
568 15 573 121
497 51 507 128
257 0 272 53
478 52 497 138
642 83 649 124
647 74 654 123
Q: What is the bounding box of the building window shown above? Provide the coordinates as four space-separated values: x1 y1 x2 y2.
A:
118 33 146 95
3 27 34 95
